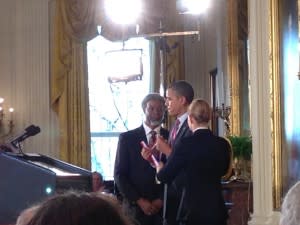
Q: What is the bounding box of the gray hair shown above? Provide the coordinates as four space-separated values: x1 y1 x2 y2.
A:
16 205 40 225
141 93 165 112
280 181 300 225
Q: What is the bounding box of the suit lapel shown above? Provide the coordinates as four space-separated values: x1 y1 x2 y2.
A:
177 120 189 138
168 119 190 147
137 125 147 144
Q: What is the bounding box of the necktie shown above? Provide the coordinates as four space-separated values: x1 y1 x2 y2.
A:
170 119 180 145
149 130 157 147
147 130 161 167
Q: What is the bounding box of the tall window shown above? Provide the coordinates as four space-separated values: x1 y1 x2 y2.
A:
87 36 151 180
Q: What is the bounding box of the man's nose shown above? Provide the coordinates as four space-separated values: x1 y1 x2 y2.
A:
153 109 162 114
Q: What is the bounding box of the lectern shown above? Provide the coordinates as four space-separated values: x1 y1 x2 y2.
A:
0 151 92 224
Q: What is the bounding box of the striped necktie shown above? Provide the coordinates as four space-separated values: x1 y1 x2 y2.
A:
149 130 157 147
170 119 180 146
147 130 160 167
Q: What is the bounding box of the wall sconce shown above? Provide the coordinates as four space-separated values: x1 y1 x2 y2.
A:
0 97 14 140
215 103 231 136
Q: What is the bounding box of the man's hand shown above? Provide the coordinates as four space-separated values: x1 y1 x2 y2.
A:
156 136 172 156
151 199 163 214
136 198 155 215
141 147 152 161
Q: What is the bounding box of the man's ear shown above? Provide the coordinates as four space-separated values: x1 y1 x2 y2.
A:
179 96 187 105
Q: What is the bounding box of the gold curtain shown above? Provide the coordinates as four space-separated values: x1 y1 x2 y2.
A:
165 37 185 128
165 37 185 83
51 0 100 169
160 0 185 84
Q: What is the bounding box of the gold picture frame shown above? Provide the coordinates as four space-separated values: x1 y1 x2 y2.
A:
270 0 300 209
270 0 282 209
227 0 250 137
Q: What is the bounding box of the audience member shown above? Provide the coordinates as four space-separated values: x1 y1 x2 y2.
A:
92 171 105 193
156 99 231 225
155 80 194 225
114 93 169 225
16 205 39 225
27 191 131 225
280 181 300 225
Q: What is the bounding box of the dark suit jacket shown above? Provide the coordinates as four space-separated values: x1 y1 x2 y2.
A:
157 129 231 224
169 119 192 148
114 125 169 203
168 119 193 193
164 119 192 225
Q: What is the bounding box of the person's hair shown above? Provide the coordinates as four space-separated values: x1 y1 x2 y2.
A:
168 80 194 104
141 93 165 112
280 181 300 225
188 99 211 124
27 191 132 225
92 171 104 183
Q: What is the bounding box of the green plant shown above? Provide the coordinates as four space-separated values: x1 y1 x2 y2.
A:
227 135 252 160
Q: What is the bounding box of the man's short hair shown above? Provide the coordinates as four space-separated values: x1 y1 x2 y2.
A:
92 171 104 183
141 93 165 112
168 80 194 104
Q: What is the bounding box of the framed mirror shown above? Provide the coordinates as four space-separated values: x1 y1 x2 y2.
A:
227 0 250 137
270 0 300 209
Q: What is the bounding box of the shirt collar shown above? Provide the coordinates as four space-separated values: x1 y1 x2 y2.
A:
176 112 188 128
143 122 161 135
193 127 209 132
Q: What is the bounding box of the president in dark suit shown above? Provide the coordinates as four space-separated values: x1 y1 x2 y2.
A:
155 80 194 225
157 99 231 225
114 93 169 225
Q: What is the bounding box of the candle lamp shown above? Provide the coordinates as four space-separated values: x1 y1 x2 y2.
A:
0 97 14 142
215 103 231 136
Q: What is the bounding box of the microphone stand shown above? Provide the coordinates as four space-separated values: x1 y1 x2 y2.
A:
15 141 24 154
162 183 168 225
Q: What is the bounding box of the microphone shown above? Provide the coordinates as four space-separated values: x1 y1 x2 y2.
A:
10 124 41 148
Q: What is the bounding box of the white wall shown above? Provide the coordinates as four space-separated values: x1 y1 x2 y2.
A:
0 0 59 157
183 0 228 135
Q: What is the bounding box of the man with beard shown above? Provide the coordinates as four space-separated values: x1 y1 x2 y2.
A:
114 93 169 225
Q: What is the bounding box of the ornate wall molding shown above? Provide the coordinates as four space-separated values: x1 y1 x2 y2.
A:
269 0 283 210
227 0 241 136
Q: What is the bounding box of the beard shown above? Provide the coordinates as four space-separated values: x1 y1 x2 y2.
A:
147 118 163 128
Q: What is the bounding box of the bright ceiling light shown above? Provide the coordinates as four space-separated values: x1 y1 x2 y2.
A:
104 0 142 25
177 0 211 15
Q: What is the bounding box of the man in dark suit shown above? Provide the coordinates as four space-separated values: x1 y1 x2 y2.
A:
155 80 194 225
114 93 169 225
157 99 231 225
